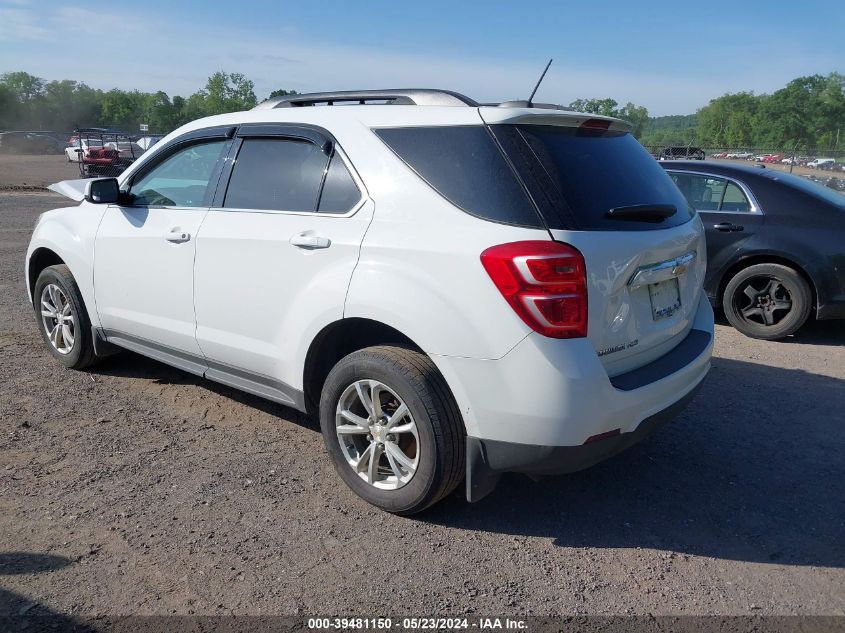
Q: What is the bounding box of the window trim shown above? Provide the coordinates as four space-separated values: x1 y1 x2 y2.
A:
665 169 762 215
214 134 367 218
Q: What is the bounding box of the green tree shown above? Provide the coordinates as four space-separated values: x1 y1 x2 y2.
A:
203 71 257 115
0 71 44 101
100 89 147 129
617 102 649 138
569 97 619 117
696 91 760 147
0 83 17 129
269 88 298 99
568 97 650 138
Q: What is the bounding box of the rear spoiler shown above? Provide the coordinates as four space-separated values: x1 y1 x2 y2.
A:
47 179 91 202
479 107 632 133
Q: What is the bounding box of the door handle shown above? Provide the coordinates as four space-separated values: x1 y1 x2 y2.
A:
165 229 191 243
290 232 331 249
713 222 744 232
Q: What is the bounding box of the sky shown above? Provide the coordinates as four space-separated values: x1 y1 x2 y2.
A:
1 0 843 116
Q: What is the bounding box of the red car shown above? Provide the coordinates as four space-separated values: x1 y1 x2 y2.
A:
762 154 784 163
81 147 131 177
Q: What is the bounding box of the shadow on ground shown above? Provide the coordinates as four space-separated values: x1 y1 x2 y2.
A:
426 356 845 568
90 344 845 569
0 552 93 631
714 313 845 347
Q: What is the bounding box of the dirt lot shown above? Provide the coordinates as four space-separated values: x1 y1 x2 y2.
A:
710 157 844 181
1 192 843 622
0 155 80 189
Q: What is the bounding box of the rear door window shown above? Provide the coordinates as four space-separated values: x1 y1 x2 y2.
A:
374 126 543 228
669 172 751 212
669 173 726 211
721 182 751 212
491 125 695 231
224 138 329 212
317 152 362 213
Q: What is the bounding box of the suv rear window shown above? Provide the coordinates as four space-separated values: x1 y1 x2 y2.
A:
374 126 543 228
491 125 695 231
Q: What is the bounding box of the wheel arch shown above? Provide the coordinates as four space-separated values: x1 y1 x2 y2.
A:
302 317 426 417
718 253 818 313
26 206 104 327
27 247 66 300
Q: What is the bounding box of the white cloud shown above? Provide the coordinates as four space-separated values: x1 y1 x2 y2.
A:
0 7 49 41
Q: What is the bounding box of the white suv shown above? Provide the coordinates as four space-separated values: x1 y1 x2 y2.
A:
27 89 713 514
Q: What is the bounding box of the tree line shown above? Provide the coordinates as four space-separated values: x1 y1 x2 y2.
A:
1 69 842 151
0 70 296 134
638 73 844 150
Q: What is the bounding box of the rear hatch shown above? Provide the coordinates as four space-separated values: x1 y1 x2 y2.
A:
480 108 706 376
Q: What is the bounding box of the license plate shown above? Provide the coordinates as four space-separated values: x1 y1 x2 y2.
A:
648 278 682 320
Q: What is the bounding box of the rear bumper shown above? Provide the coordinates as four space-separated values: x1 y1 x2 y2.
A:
428 294 714 502
466 382 702 501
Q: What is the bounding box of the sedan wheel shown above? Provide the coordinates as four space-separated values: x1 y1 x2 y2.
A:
723 263 812 340
735 277 792 328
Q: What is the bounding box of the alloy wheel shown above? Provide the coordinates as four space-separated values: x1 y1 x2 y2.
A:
40 283 75 354
335 379 419 490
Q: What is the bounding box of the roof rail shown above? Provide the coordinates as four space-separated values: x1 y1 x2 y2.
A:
253 89 479 109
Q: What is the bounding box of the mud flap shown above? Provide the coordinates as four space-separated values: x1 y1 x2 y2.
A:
92 327 121 358
465 437 501 502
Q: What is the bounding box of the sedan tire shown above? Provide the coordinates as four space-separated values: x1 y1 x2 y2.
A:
723 263 812 340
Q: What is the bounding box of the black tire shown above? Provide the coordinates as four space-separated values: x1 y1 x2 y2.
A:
722 263 812 340
33 264 97 369
319 345 465 515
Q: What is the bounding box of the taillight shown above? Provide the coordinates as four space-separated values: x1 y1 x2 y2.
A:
480 241 587 338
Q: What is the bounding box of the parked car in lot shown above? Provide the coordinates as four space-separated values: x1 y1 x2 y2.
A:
808 158 836 169
0 131 64 154
659 146 705 160
65 138 104 162
762 153 784 163
661 161 845 339
67 132 145 176
29 89 713 513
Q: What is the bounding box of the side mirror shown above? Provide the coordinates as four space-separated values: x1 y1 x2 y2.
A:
84 178 120 204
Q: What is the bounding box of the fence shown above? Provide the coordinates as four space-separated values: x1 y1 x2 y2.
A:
643 145 845 167
68 128 164 178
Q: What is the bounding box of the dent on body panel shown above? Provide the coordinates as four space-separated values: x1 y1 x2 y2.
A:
585 222 704 338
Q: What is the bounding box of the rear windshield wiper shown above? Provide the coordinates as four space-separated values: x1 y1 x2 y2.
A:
605 204 676 223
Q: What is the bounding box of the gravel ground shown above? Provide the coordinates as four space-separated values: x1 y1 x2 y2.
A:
1 192 843 621
0 155 79 189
